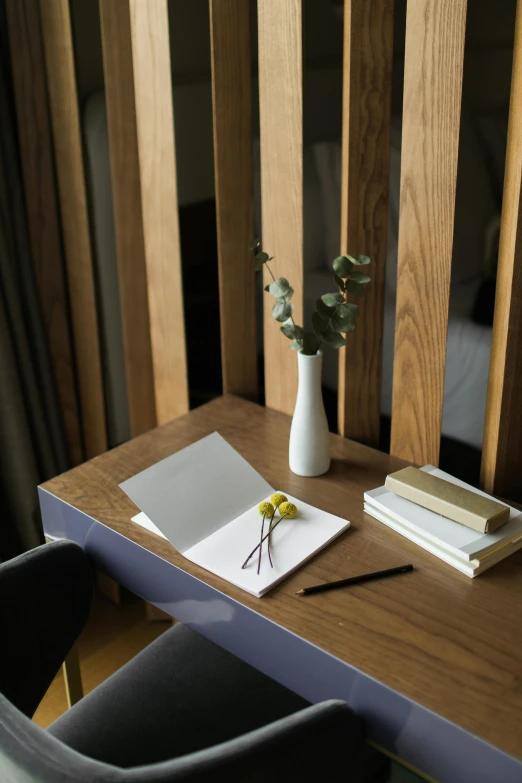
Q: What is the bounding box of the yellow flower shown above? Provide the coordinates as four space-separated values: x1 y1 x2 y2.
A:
279 501 298 519
270 492 288 508
258 501 275 517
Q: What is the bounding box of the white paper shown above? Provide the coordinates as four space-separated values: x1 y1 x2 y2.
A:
124 433 350 597
183 493 350 597
119 432 273 552
132 511 167 540
131 497 350 598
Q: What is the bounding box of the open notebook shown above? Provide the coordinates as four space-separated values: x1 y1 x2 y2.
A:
120 433 350 597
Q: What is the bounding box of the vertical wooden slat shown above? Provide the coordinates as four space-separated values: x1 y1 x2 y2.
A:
6 0 83 465
39 0 107 459
99 0 188 433
129 0 188 425
258 0 303 416
338 0 394 446
210 0 257 399
390 0 467 465
99 0 155 436
481 0 522 502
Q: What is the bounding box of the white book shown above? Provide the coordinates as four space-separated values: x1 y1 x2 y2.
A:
363 503 522 577
365 466 522 569
120 433 350 597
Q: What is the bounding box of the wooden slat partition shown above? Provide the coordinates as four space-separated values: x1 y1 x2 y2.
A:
481 0 522 502
390 0 468 465
209 0 257 399
99 0 188 434
6 0 83 465
39 0 107 459
258 0 303 416
338 0 394 446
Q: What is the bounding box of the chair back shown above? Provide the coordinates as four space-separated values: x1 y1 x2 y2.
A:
0 692 361 783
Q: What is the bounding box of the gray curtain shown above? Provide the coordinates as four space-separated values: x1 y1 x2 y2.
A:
0 6 70 560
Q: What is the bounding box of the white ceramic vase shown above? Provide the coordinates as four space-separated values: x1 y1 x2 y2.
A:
289 350 331 477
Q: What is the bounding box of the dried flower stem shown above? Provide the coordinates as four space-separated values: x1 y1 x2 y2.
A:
267 509 276 568
257 514 266 575
242 514 289 569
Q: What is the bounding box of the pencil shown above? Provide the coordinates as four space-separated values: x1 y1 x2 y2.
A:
295 564 414 596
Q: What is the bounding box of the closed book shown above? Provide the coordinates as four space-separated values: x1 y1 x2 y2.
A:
385 466 509 533
363 503 522 577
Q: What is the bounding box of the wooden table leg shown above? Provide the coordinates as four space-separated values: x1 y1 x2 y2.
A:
146 602 173 623
63 645 83 707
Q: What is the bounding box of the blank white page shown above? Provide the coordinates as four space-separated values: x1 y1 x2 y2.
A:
119 433 273 552
183 493 351 597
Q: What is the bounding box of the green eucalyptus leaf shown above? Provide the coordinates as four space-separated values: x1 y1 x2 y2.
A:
333 271 345 291
254 251 269 271
268 277 291 298
249 237 261 251
322 329 347 348
352 254 371 265
345 280 365 297
312 311 329 337
264 284 270 292
272 300 294 322
337 302 359 319
321 292 344 307
280 320 296 339
316 298 335 319
302 331 320 355
331 306 356 329
331 313 356 333
280 318 302 340
333 255 354 278
350 270 371 284
290 340 301 351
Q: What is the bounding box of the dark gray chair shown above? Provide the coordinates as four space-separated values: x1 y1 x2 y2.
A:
0 540 366 782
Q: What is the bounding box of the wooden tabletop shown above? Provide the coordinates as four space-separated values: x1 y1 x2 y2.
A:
42 395 522 761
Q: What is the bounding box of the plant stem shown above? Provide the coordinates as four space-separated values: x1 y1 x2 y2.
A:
241 514 288 569
267 509 276 568
257 514 266 575
266 263 276 283
265 259 303 350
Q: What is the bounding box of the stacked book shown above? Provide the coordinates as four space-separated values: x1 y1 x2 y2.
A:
364 466 522 576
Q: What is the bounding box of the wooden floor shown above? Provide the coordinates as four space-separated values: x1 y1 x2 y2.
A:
33 588 170 728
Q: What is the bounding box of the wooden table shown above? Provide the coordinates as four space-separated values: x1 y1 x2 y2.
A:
39 396 522 783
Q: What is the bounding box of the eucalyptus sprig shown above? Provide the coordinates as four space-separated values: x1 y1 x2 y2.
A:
250 238 371 356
